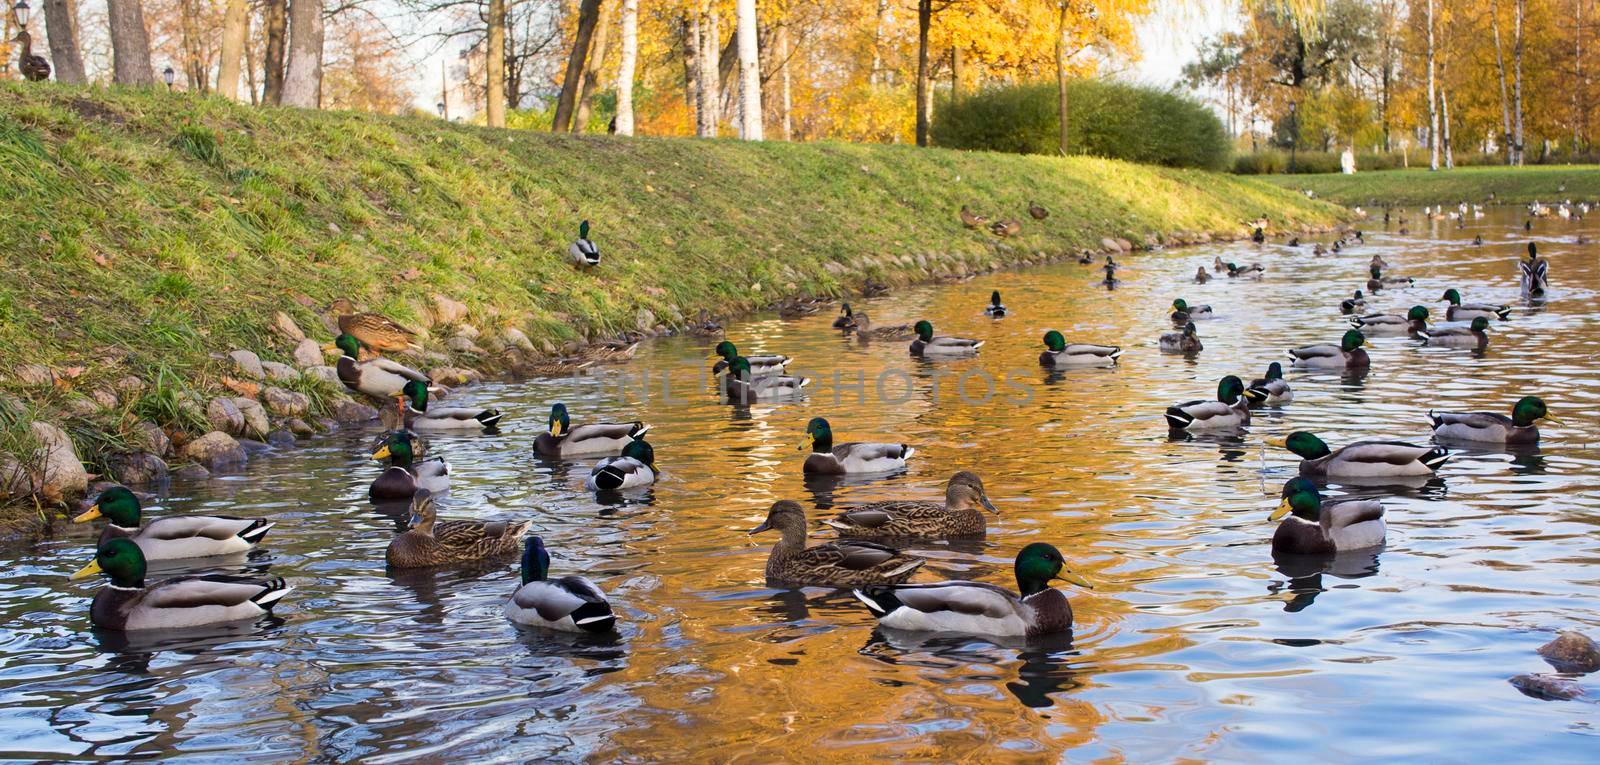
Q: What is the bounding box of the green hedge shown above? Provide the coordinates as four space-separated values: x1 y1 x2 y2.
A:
931 81 1231 171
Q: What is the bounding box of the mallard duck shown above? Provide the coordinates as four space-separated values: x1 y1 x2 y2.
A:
824 471 996 539
909 320 982 357
1366 265 1413 292
750 500 923 587
720 356 811 402
1270 478 1386 555
325 334 432 400
1278 430 1448 477
569 220 600 267
799 417 913 475
1028 201 1050 220
1429 396 1559 444
386 489 530 568
1227 262 1264 278
711 340 791 377
1252 227 1266 244
959 205 989 228
851 312 916 341
1166 375 1251 431
16 31 51 81
1159 322 1203 354
989 219 1022 237
1170 298 1213 323
984 291 1007 317
832 303 858 329
504 537 616 633
1213 255 1225 272
73 486 274 561
1288 237 1301 247
1520 242 1549 296
1246 362 1293 406
1039 330 1121 367
1339 290 1366 315
1440 289 1511 321
70 538 293 630
1368 254 1389 270
1473 235 1484 246
327 299 420 355
535 403 648 458
370 430 450 501
1419 316 1490 349
852 543 1087 638
1101 262 1119 285
397 380 501 433
1350 305 1430 336
586 439 657 491
1195 266 1212 284
1288 329 1369 369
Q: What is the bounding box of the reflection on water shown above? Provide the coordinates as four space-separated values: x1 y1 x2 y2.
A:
2 210 1599 761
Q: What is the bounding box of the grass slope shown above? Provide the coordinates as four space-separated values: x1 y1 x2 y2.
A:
1259 165 1600 206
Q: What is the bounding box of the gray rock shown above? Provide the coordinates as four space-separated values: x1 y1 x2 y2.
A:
502 327 534 351
305 365 341 386
455 323 480 340
273 311 306 342
63 397 100 416
88 389 119 410
262 386 311 417
31 422 90 501
286 418 316 436
315 417 340 432
1509 673 1584 701
182 431 247 470
114 375 147 396
293 338 325 368
175 463 211 481
446 335 484 354
231 398 270 439
236 438 271 454
207 397 245 435
12 364 53 386
267 430 296 447
131 421 173 457
1538 631 1600 674
331 399 380 424
109 452 169 485
433 294 468 324
430 367 480 386
228 350 265 379
261 361 299 381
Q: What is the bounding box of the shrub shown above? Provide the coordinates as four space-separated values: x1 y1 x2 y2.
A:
931 81 1232 171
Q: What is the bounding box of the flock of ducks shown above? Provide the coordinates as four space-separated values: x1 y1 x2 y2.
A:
62 210 1577 642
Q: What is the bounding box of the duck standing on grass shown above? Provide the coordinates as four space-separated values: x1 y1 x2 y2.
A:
852 543 1088 638
370 430 450 501
587 439 658 490
825 471 997 540
1028 201 1050 220
1165 376 1251 432
504 537 617 633
1429 396 1560 444
535 403 649 458
327 299 421 355
397 380 502 433
73 486 275 561
386 489 530 568
1288 329 1370 369
984 291 1007 317
750 500 923 587
1270 478 1386 555
799 417 913 474
1277 431 1448 478
569 220 600 267
909 321 983 357
70 538 293 631
1039 330 1122 367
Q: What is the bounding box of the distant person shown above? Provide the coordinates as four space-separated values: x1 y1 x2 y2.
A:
1340 148 1356 175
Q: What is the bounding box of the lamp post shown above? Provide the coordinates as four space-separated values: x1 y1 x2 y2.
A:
436 101 446 118
163 66 175 90
14 0 30 26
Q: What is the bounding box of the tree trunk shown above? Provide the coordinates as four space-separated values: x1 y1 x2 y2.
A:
870 0 889 85
1056 0 1070 155
776 6 792 140
573 0 616 132
263 0 287 103
1573 0 1585 151
735 0 761 140
686 12 702 120
915 0 931 146
483 0 506 126
552 0 601 133
41 0 86 83
216 0 248 98
178 0 208 92
615 0 638 135
104 0 155 85
1512 0 1525 165
1491 0 1512 163
1425 0 1439 170
244 30 260 103
281 0 324 107
698 1 720 137
1441 81 1454 169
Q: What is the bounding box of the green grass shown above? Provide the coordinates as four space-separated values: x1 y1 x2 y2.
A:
1258 165 1600 206
0 83 1344 499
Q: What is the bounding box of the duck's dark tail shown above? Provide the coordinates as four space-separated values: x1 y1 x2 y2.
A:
1495 306 1512 321
238 519 275 545
852 586 903 618
477 409 504 429
572 600 617 633
251 577 294 611
1164 406 1195 430
1420 446 1450 471
592 464 627 492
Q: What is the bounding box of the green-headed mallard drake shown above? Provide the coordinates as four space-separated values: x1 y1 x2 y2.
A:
1195 266 1212 284
711 340 791 377
370 430 450 501
1039 330 1121 367
1227 262 1264 278
586 439 657 491
1170 298 1213 323
1350 305 1430 337
70 538 293 630
984 291 1007 317
1288 329 1369 369
504 537 616 633
1428 395 1560 444
535 402 649 458
1270 477 1386 555
569 220 600 267
851 312 915 341
1246 362 1293 407
1278 430 1448 477
852 542 1087 638
720 356 812 402
1520 242 1549 296
1419 316 1490 349
325 333 432 400
832 303 858 329
1340 290 1366 315
328 299 421 355
824 471 996 539
1440 288 1511 321
799 417 913 474
398 380 502 433
909 320 982 357
1166 375 1251 431
1366 265 1413 292
386 489 530 568
750 500 923 587
72 486 274 561
1159 322 1203 354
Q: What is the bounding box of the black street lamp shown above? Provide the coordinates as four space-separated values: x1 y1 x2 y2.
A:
436 101 446 117
14 1 31 27
163 66 175 89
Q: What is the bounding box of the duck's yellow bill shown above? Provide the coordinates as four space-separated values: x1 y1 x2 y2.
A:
1269 498 1293 521
70 559 102 580
371 445 392 461
549 422 565 437
321 343 338 352
1543 414 1566 426
796 434 813 452
72 504 101 523
1266 436 1288 448
1057 571 1093 589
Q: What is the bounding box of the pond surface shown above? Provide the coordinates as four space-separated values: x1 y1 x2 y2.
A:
3 209 1599 762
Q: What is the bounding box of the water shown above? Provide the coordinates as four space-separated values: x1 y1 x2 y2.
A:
3 210 1598 762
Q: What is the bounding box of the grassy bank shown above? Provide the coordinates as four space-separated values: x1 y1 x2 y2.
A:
0 83 1343 518
1257 165 1600 206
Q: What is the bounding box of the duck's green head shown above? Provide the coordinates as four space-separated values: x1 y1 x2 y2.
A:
1512 395 1560 427
1442 288 1463 305
548 403 571 437
1528 241 1538 259
713 340 738 360
74 486 141 527
1217 375 1246 405
1013 542 1089 596
990 291 1003 306
1271 477 1322 522
727 356 753 380
1226 262 1240 272
1183 321 1198 337
521 536 551 584
400 380 429 412
325 333 362 359
1280 431 1333 460
1172 298 1189 312
579 219 591 239
1263 361 1284 381
70 537 146 587
1043 330 1067 352
1470 316 1490 332
1341 329 1365 352
372 430 417 466
1407 305 1430 322
799 417 833 453
1353 290 1364 300
841 303 853 317
1369 265 1382 278
914 320 934 341
621 438 655 465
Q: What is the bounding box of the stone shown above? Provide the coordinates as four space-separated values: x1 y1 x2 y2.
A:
455 323 480 340
293 338 325 368
261 361 299 381
446 335 484 354
175 463 211 481
635 309 656 332
207 397 246 435
501 327 534 351
63 397 100 416
31 422 90 503
262 386 311 417
109 452 169 485
1537 631 1600 674
131 421 173 457
315 417 339 432
1508 673 1584 701
183 431 247 470
429 367 480 386
1116 238 1134 252
12 364 53 386
1101 237 1121 253
272 311 306 342
237 438 271 455
228 350 265 379
305 365 341 386
331 399 380 424
267 430 296 447
114 376 147 396
85 387 117 409
286 418 316 436
231 398 270 439
433 294 468 324
424 351 452 365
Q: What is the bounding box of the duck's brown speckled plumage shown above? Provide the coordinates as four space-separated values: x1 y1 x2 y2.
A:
751 501 923 587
